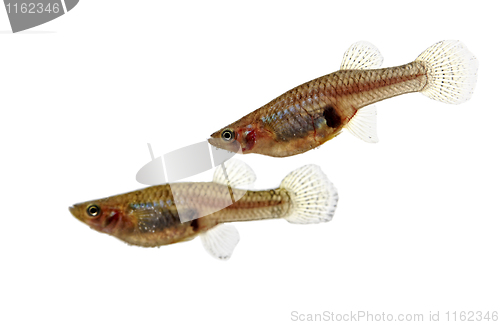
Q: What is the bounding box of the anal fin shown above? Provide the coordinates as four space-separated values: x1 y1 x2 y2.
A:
200 224 240 260
345 105 379 143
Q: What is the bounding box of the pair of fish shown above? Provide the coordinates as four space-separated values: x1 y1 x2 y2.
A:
71 40 478 259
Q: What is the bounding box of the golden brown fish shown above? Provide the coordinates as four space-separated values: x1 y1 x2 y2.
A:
69 160 338 260
209 40 478 157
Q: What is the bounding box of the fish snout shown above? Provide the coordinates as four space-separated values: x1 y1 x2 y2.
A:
207 137 217 147
69 205 84 222
208 137 242 154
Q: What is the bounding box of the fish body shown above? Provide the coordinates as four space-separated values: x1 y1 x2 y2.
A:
70 183 291 247
70 160 338 259
209 41 478 157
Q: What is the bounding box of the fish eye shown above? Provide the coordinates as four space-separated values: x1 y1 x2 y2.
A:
86 205 101 217
221 129 235 142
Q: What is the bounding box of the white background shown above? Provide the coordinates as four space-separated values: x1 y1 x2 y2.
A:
1 1 498 324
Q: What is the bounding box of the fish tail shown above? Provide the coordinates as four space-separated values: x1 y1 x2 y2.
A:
280 165 338 224
416 40 478 104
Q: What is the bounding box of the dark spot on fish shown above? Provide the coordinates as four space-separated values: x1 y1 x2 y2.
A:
322 105 342 128
190 219 199 232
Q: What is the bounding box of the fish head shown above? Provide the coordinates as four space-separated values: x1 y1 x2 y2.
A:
209 122 273 155
69 198 134 235
208 127 243 153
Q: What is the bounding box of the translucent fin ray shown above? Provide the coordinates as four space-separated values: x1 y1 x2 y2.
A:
340 41 384 70
416 40 478 104
280 165 338 224
345 105 378 143
212 159 256 188
200 224 240 260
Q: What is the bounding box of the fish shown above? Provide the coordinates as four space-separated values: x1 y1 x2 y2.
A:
69 160 338 260
209 40 478 157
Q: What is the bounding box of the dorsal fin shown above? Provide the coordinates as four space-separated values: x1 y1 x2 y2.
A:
212 159 256 188
340 41 383 70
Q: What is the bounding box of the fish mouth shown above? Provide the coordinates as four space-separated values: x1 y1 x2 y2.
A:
207 137 218 147
207 137 243 154
207 137 229 150
69 205 86 223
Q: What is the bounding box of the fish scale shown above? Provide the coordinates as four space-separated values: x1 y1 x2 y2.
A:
259 63 426 144
70 162 338 259
209 40 477 157
70 181 293 247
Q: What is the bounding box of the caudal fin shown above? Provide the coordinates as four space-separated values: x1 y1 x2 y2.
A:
280 165 338 224
416 40 478 104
